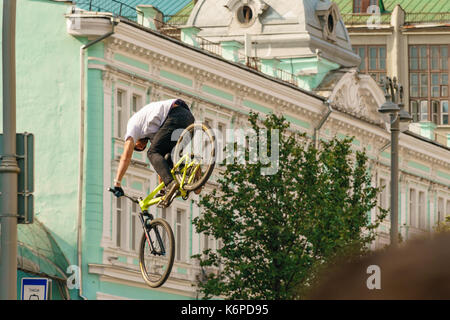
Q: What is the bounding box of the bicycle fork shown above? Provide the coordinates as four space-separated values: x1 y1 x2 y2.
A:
138 212 166 256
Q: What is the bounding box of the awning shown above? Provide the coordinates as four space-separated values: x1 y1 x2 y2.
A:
17 219 70 282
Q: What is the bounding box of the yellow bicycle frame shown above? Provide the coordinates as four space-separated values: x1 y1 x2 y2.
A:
138 154 201 211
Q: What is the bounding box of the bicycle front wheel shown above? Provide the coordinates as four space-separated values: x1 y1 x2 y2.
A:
139 218 175 288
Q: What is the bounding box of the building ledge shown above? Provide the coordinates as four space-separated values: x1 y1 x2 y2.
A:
88 263 198 297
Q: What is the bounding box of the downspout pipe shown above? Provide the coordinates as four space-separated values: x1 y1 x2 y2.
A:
313 99 333 148
77 17 118 300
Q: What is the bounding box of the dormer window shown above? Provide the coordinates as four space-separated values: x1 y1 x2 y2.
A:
316 1 339 43
327 14 335 33
237 5 254 25
353 0 379 14
225 0 268 28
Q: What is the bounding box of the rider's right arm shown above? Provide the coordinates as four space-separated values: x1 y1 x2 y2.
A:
114 137 134 187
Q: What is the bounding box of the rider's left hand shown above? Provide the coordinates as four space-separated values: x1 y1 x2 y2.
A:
113 186 124 198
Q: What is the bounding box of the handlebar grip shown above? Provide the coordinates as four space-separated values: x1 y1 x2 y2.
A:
107 187 114 192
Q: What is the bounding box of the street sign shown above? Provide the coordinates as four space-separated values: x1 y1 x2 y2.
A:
0 132 34 224
21 278 51 300
16 133 34 224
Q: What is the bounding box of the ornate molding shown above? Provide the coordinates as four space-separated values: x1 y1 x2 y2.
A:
102 70 114 89
109 37 321 119
329 70 385 127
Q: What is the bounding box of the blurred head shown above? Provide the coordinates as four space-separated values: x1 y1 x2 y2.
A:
134 138 149 152
308 233 450 300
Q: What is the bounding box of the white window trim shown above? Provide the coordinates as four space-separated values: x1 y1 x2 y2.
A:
202 107 231 167
408 184 428 230
115 85 128 140
110 169 153 254
173 201 191 262
437 196 445 223
115 82 147 141
114 196 128 250
441 100 449 125
175 206 188 262
378 176 389 213
418 190 427 230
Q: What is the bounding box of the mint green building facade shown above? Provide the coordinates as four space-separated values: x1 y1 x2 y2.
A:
1 0 449 299
1 0 85 300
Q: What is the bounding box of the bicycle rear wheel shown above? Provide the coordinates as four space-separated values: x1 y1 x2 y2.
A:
172 122 216 191
139 218 175 288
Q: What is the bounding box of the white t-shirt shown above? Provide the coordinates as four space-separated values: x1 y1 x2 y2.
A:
124 99 177 142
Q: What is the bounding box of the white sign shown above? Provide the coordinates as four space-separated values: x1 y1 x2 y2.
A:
21 278 51 300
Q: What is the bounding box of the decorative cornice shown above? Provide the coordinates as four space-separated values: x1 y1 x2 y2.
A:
107 37 323 118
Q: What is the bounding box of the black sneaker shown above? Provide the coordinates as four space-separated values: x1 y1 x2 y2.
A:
158 180 179 208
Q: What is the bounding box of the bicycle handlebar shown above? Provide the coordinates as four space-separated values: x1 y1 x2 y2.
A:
107 187 140 204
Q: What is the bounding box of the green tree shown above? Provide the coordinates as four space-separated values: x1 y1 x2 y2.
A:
434 216 450 233
192 112 386 299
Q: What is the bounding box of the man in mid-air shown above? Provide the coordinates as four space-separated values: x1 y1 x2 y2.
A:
112 98 195 208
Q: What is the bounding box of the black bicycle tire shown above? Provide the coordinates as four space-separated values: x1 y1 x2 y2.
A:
139 218 175 288
172 122 216 191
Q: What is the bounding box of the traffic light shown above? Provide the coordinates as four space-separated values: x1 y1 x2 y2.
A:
0 132 34 224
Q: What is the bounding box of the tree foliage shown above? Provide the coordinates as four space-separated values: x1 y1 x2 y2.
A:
434 216 450 233
192 112 386 299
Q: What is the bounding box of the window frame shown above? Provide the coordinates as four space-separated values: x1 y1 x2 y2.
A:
202 108 231 168
352 45 387 83
379 177 389 217
438 197 445 223
409 186 429 230
409 188 417 228
409 44 450 125
174 206 189 262
115 197 128 250
130 201 141 252
115 84 147 140
418 191 426 230
131 93 143 116
116 88 127 139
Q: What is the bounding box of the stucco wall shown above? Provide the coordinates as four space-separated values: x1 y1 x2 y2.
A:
1 0 83 291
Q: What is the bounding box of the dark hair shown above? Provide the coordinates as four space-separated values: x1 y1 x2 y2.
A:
134 138 149 152
173 99 190 110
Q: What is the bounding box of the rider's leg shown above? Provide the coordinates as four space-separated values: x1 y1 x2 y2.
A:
147 103 194 206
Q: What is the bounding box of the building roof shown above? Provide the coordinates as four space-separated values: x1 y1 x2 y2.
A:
76 0 192 20
334 0 450 24
334 0 450 14
187 0 359 67
166 0 195 24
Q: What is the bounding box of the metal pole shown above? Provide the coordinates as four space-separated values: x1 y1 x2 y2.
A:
390 113 399 248
0 0 19 300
